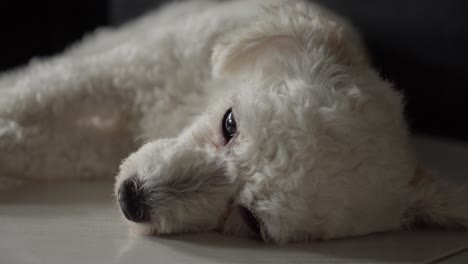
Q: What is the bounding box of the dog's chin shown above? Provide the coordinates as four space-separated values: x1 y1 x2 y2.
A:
126 221 159 236
124 206 264 239
222 205 263 240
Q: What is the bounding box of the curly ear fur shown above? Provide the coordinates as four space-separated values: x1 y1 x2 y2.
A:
211 2 367 78
402 168 468 229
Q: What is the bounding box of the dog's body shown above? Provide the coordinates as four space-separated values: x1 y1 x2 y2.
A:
1 0 467 243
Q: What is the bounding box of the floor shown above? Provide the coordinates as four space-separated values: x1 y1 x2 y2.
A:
1 135 468 264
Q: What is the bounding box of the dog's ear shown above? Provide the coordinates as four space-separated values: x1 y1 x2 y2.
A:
402 167 468 229
211 4 367 78
211 29 301 78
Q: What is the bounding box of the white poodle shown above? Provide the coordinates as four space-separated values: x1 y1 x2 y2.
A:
0 0 467 243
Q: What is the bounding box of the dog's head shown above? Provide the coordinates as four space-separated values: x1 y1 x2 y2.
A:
115 2 415 243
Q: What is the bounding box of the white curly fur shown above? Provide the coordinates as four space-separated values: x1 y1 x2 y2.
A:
0 0 467 243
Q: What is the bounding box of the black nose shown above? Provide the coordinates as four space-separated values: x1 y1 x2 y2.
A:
118 177 149 223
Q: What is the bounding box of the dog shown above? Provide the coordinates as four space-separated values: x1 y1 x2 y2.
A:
1 0 467 244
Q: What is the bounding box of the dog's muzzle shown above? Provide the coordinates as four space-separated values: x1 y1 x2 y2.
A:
118 177 149 223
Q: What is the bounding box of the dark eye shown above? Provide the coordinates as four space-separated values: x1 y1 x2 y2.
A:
222 108 237 144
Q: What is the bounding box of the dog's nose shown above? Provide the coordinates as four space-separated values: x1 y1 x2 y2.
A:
118 177 149 223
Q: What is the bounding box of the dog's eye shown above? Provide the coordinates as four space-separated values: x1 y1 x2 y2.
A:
222 108 237 144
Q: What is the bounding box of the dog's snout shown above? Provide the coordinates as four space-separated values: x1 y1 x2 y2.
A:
118 177 149 223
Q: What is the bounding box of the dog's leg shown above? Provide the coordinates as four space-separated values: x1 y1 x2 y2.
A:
402 168 468 229
0 1 215 186
0 52 149 183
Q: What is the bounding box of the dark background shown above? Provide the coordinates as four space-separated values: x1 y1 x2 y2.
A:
1 0 467 141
